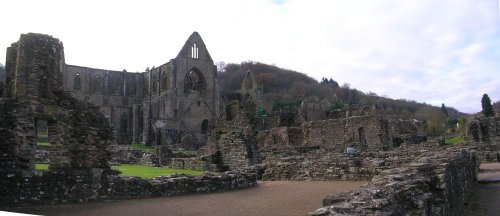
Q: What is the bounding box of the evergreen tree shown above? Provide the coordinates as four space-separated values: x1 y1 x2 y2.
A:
481 93 495 117
441 103 449 116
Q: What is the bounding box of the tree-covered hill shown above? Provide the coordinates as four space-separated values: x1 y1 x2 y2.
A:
218 61 469 135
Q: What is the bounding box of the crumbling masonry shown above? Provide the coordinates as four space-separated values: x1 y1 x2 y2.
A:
9 32 219 149
0 33 256 206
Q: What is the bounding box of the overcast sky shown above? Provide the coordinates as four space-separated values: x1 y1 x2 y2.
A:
1 0 499 113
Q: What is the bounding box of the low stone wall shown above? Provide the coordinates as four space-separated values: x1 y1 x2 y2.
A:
0 169 257 206
169 158 204 171
309 147 478 216
459 141 499 162
109 145 146 165
262 142 443 181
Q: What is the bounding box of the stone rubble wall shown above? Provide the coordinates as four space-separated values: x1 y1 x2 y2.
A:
257 127 304 150
0 169 257 206
308 147 478 216
301 115 392 152
465 116 500 162
261 142 442 181
169 158 204 171
201 100 260 171
326 105 379 119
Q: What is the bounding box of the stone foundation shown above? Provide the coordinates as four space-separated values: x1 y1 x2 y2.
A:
309 147 478 216
261 140 443 181
0 169 257 206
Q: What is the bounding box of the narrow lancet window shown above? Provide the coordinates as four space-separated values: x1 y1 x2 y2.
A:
191 43 199 59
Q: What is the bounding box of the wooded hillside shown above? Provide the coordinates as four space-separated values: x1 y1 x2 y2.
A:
218 61 469 136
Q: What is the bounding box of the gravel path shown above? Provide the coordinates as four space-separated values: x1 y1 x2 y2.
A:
4 181 367 216
461 163 500 216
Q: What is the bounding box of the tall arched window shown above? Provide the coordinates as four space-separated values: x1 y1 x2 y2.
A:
120 113 128 134
73 74 81 91
201 119 209 134
191 43 199 59
184 70 205 93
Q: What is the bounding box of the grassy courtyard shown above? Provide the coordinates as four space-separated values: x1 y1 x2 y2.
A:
35 164 204 178
445 136 465 145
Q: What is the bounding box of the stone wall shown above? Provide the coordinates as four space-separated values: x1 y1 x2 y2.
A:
298 96 327 122
4 32 218 148
261 141 443 181
257 127 303 150
390 119 427 146
1 33 114 171
326 105 379 119
465 116 500 162
200 100 260 171
170 158 204 171
301 115 392 152
0 169 257 206
309 147 478 216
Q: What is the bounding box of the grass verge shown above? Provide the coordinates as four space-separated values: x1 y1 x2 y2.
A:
35 163 204 178
113 164 204 178
445 136 465 145
36 163 49 170
37 141 51 146
129 143 155 152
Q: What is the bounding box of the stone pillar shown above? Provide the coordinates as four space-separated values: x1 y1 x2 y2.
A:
142 101 152 145
132 104 143 143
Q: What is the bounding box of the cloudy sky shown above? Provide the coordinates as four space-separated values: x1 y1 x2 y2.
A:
0 0 499 113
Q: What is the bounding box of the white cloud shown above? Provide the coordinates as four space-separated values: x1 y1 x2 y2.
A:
0 0 499 113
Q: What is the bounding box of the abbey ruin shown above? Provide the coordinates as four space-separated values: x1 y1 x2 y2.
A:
0 32 499 215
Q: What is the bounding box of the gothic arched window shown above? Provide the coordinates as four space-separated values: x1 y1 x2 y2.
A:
184 70 205 93
120 113 128 134
73 74 81 91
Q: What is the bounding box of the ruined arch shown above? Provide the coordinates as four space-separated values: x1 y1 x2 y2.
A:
184 68 205 93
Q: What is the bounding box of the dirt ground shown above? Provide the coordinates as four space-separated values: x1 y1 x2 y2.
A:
461 163 500 216
3 181 367 216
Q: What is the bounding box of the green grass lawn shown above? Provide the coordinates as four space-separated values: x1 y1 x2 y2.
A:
129 143 155 152
35 163 49 170
113 164 204 178
35 163 204 178
37 141 51 146
445 136 465 145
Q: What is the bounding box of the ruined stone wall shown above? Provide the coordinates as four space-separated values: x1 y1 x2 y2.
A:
465 116 500 162
170 158 204 171
301 115 392 152
326 105 379 119
64 65 146 144
261 142 443 181
0 99 36 171
257 127 304 150
309 147 478 216
390 119 427 146
390 119 418 135
201 100 260 171
0 169 257 206
1 33 114 171
52 32 218 148
298 96 326 122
